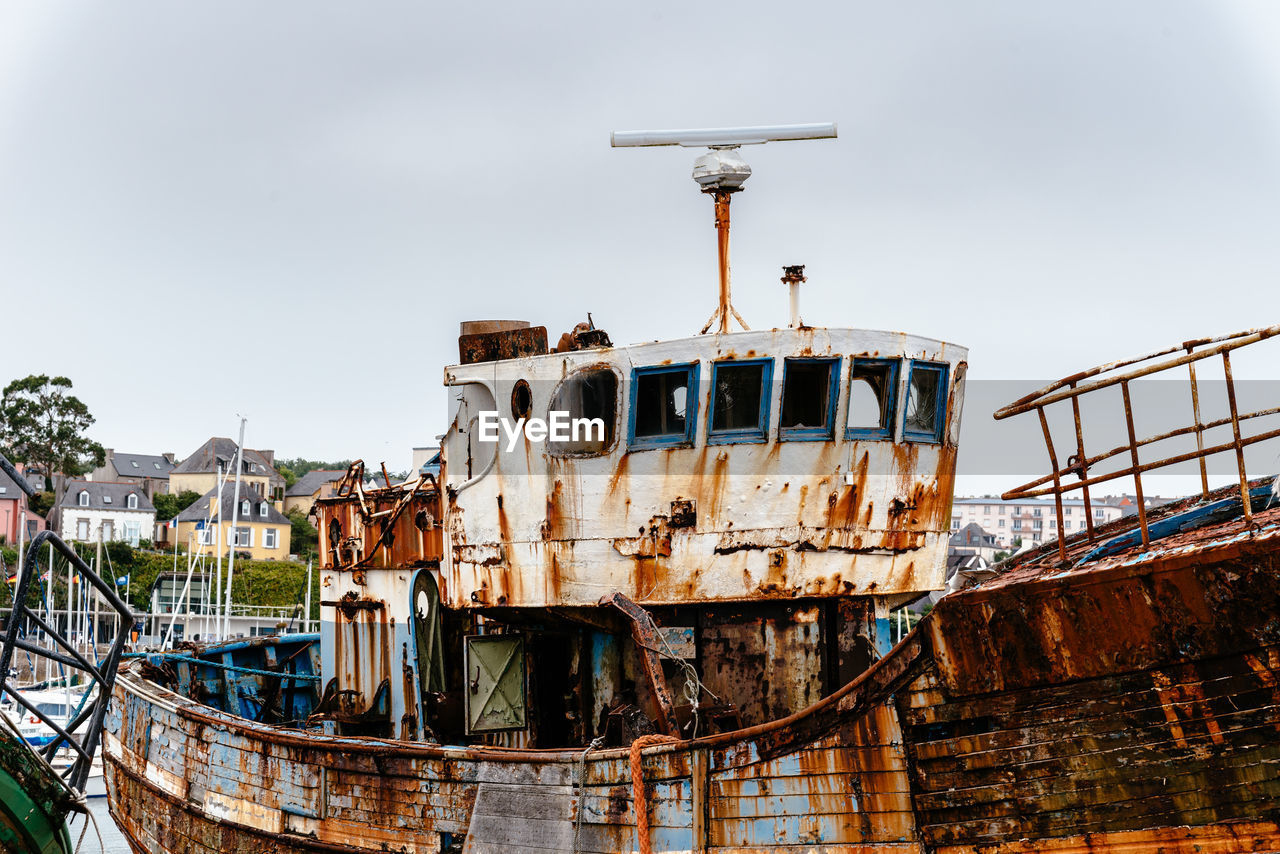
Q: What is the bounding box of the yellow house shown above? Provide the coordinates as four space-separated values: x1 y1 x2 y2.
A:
173 483 292 560
170 438 286 503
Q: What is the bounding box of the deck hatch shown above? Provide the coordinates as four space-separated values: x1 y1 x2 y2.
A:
463 634 527 734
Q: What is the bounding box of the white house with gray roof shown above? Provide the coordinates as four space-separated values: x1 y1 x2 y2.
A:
57 480 157 546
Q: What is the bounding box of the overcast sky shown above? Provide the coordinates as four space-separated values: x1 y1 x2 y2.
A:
3 2 1280 489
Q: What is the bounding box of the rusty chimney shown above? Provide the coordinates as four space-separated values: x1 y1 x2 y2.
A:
781 265 806 328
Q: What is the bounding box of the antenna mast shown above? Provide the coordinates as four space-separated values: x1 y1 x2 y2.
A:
611 123 836 334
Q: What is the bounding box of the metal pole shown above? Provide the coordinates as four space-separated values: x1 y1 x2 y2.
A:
46 540 54 681
15 507 25 607
1037 406 1068 563
214 464 224 641
223 418 247 639
1187 358 1210 498
714 191 731 334
163 548 199 650
1120 381 1149 548
304 558 313 634
1221 351 1253 525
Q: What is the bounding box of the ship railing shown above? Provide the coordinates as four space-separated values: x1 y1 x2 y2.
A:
994 325 1280 563
0 523 133 795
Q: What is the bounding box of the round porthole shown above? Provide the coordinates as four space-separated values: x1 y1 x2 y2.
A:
511 379 533 420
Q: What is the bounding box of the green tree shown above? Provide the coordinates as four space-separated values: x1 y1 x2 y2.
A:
275 458 353 490
0 375 105 478
286 507 320 561
153 490 201 521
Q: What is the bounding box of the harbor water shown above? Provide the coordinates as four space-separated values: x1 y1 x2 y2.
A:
68 799 131 854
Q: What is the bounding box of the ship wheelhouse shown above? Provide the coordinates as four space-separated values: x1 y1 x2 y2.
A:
315 320 967 749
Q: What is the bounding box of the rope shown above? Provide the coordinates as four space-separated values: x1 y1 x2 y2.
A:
629 734 678 854
572 736 605 854
71 800 103 854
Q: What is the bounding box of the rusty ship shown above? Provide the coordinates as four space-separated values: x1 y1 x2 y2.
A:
100 127 1280 852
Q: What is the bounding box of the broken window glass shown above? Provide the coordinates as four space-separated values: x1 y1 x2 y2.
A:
847 358 899 440
709 360 771 443
904 361 948 443
548 367 618 455
780 357 839 440
631 364 698 449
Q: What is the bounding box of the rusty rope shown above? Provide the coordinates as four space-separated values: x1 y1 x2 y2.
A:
629 733 679 854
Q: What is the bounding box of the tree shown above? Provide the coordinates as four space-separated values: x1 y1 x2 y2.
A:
275 458 354 490
0 375 105 479
286 508 319 561
153 490 201 522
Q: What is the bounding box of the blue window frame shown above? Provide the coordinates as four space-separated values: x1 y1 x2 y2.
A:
778 357 841 442
845 358 900 441
903 360 949 444
628 363 700 450
707 359 773 445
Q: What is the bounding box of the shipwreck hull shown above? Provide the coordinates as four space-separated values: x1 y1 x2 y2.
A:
103 635 925 853
103 494 1280 853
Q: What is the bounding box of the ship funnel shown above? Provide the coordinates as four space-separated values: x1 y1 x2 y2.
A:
611 123 837 335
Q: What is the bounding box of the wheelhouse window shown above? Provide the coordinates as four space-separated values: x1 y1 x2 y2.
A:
779 357 840 441
630 363 698 450
708 359 772 444
846 358 899 441
904 361 949 443
548 367 619 456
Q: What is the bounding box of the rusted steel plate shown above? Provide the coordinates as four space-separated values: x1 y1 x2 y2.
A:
929 533 1280 696
458 327 549 365
317 489 442 571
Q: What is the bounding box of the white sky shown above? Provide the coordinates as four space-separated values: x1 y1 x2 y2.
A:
3 2 1280 489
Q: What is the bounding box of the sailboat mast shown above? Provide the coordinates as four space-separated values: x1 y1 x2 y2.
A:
222 418 247 639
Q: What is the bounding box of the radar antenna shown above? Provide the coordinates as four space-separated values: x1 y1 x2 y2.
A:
611 123 837 334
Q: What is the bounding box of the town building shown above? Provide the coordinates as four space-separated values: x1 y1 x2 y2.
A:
87 449 176 497
951 496 1125 548
0 464 46 546
949 522 1002 562
173 483 291 561
170 438 286 502
56 480 157 547
283 470 346 517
